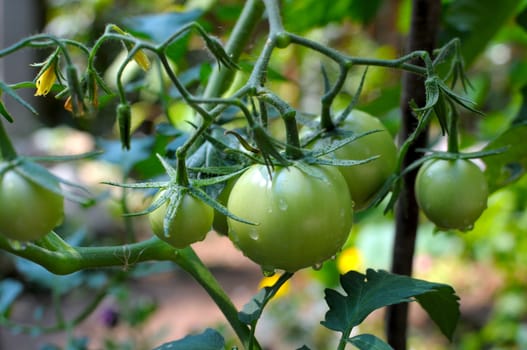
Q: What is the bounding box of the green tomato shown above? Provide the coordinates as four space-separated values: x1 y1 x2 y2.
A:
212 178 237 236
0 166 64 241
227 164 353 272
415 159 488 231
149 191 214 248
315 110 397 211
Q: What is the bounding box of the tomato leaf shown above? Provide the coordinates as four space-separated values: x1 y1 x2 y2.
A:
415 286 461 341
347 334 393 350
441 0 519 66
321 269 460 341
153 328 224 350
482 123 527 192
0 99 14 123
238 272 293 325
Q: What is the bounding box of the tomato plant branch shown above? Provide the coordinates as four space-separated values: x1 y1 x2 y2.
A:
0 235 257 349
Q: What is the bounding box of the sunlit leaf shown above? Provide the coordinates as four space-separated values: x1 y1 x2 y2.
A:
322 269 460 341
348 334 393 350
153 328 224 350
483 123 527 192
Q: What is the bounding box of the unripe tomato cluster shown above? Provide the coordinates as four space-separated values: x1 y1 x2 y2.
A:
146 110 398 272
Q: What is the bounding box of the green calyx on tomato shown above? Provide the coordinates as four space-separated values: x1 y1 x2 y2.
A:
212 177 238 236
314 110 397 211
148 189 214 248
415 158 488 231
0 164 64 241
227 163 353 272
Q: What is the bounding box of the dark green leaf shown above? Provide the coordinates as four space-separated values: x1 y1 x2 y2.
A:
238 272 293 325
516 5 527 30
483 123 527 192
0 278 23 314
239 288 267 324
512 84 527 125
153 328 224 350
441 0 519 66
415 286 460 341
321 269 460 341
0 81 38 115
0 99 14 122
348 334 393 350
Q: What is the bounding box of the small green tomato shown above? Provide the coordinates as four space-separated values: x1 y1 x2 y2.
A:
148 191 214 248
415 158 488 231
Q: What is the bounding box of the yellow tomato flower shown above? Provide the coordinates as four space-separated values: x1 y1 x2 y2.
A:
133 50 151 71
258 274 291 299
34 61 57 96
336 247 363 274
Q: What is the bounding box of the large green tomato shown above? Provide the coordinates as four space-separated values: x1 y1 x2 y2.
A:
227 164 353 272
0 166 64 241
149 191 214 248
315 110 397 211
415 159 488 231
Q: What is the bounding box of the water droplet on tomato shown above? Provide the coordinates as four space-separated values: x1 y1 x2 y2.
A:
312 262 323 271
278 198 288 211
248 228 259 240
461 224 474 232
262 267 276 277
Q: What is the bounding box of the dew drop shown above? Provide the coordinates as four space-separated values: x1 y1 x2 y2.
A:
248 228 259 240
230 230 240 244
278 198 288 211
312 262 323 271
330 254 337 261
262 267 276 277
461 224 474 232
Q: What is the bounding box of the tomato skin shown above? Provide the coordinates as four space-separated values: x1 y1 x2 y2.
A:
212 178 237 236
0 167 64 241
316 110 397 211
149 191 214 248
415 159 488 231
227 164 353 272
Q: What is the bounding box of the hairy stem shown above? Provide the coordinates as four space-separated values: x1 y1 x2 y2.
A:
386 1 441 349
203 0 264 99
0 235 257 348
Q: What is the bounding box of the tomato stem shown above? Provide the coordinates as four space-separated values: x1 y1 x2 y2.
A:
447 101 459 154
0 119 17 161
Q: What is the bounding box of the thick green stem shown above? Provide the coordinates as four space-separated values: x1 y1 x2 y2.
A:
283 112 303 159
203 0 264 99
0 235 256 348
0 119 17 161
175 249 260 350
447 105 459 154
